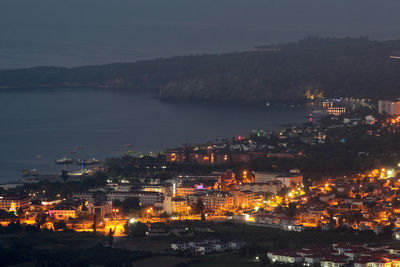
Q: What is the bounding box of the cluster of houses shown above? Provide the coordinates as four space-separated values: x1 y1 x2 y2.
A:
246 167 400 234
171 239 245 255
267 242 400 267
0 167 304 223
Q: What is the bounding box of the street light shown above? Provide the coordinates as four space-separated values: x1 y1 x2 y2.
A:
146 207 153 219
112 209 119 219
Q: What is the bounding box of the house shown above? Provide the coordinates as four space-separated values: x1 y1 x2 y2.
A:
267 250 303 264
228 241 246 250
0 194 31 211
195 245 213 255
171 243 188 251
303 254 322 266
320 255 348 267
213 243 229 252
281 224 305 232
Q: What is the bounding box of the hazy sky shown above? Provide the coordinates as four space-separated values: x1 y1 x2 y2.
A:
1 0 400 69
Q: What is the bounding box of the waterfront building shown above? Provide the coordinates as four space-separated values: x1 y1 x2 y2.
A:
327 106 347 116
378 100 400 115
0 195 31 212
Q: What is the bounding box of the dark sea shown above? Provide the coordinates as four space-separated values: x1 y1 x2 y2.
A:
0 89 308 182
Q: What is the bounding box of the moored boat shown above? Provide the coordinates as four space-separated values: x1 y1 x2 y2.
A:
22 169 40 176
56 157 73 164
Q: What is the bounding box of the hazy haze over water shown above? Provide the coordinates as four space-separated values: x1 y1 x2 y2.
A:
1 0 400 69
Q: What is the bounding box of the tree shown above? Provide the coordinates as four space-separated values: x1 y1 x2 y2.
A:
194 199 205 214
53 220 67 231
92 214 97 233
92 191 107 203
286 202 298 218
128 222 147 237
35 213 47 230
17 207 24 217
60 170 69 183
121 197 140 214
160 211 169 218
107 228 114 248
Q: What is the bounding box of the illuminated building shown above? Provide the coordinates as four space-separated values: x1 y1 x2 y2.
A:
163 149 263 165
186 190 254 212
326 106 346 116
176 186 196 196
163 196 189 214
49 208 77 219
322 101 334 108
139 184 170 195
49 202 82 219
73 191 163 206
187 191 233 211
163 149 186 163
378 100 400 115
254 172 281 183
107 191 163 206
238 181 282 194
322 100 346 116
276 174 303 187
89 201 113 218
253 172 303 187
0 195 31 212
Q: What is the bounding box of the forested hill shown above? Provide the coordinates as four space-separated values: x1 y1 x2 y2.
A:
2 37 400 103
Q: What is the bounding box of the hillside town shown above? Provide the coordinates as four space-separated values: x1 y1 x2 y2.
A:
1 99 400 266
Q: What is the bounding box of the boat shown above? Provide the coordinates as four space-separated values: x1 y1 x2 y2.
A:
77 158 101 165
76 146 84 150
22 169 40 176
56 157 74 164
125 144 133 147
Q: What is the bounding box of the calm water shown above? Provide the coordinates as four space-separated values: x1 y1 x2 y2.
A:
0 89 308 182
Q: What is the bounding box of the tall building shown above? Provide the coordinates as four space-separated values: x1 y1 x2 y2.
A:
0 195 31 211
163 196 189 214
378 100 400 115
253 172 303 187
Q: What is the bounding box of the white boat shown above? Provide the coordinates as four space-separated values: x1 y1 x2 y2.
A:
56 157 73 164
